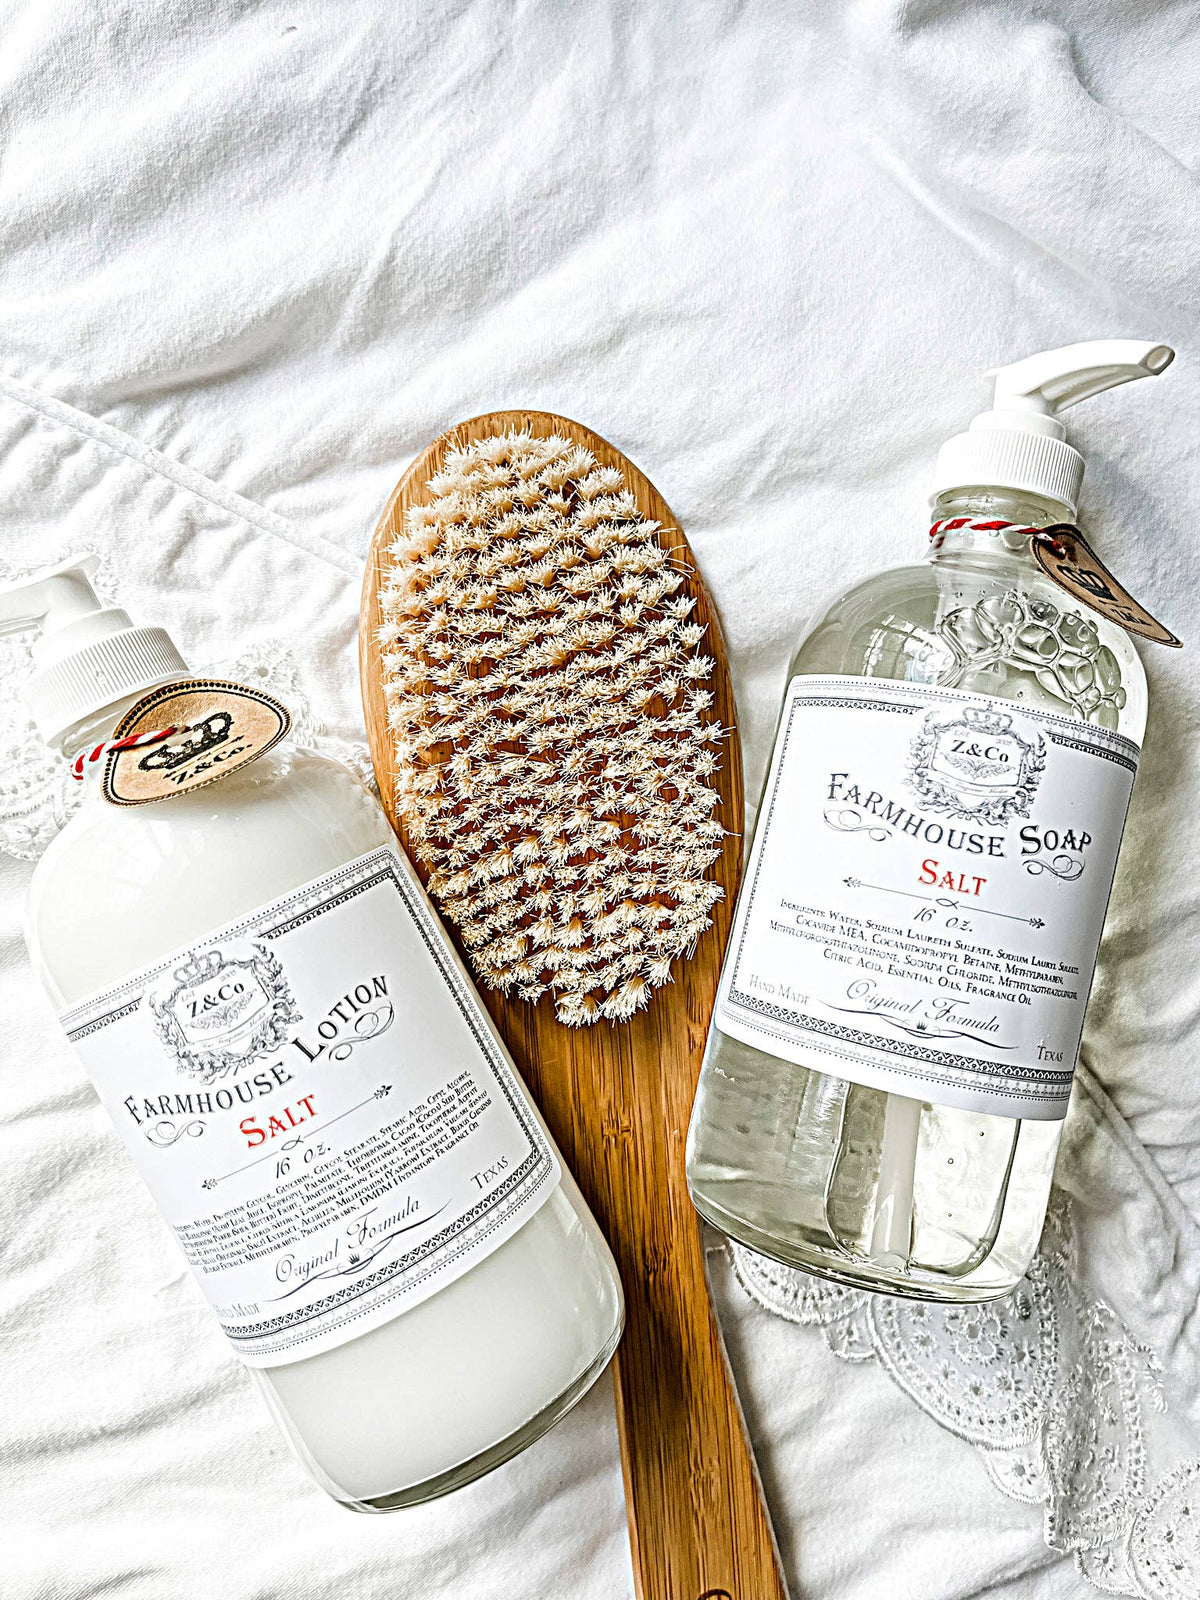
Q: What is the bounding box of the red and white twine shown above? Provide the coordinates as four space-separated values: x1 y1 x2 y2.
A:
928 516 1067 555
70 726 180 781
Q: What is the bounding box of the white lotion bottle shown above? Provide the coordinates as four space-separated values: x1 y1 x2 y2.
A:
5 555 623 1510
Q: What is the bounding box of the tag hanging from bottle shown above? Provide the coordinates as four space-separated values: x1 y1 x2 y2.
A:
1031 524 1182 648
100 679 292 806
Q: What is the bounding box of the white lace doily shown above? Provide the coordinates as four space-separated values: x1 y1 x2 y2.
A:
0 543 81 858
730 1190 1200 1598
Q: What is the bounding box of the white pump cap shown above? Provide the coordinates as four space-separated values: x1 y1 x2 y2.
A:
0 553 187 746
931 339 1174 517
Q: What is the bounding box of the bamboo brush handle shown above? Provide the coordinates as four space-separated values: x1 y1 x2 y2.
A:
361 411 788 1600
604 1084 788 1600
497 992 789 1600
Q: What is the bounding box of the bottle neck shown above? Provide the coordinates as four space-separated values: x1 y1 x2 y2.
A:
58 681 185 765
927 486 1074 565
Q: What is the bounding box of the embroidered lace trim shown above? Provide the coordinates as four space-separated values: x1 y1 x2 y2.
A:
731 1192 1200 1597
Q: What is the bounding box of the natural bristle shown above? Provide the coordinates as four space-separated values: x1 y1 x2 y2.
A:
379 429 726 1026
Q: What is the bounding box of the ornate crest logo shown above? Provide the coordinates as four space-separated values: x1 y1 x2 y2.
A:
908 705 1045 825
148 939 300 1083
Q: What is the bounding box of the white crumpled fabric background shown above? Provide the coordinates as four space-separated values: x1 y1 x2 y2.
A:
2 2 1199 1596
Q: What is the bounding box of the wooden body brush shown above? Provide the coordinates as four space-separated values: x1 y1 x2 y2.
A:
361 412 787 1600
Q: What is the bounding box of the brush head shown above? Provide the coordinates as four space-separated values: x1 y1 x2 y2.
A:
377 428 727 1026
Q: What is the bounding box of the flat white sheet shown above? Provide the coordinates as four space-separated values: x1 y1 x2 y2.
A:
2 3 1198 1596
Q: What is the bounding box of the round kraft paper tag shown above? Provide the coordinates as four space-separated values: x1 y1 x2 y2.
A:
102 679 292 806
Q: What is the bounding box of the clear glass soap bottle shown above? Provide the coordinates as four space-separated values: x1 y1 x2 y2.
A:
687 340 1172 1303
4 555 623 1509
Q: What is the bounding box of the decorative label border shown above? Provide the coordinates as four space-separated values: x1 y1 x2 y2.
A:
63 846 556 1356
721 676 1139 1105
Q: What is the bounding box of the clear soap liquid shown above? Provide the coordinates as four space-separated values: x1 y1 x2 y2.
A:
27 734 623 1506
686 492 1147 1301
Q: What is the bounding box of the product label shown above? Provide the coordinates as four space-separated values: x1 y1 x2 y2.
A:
715 677 1139 1120
62 847 560 1364
102 679 291 806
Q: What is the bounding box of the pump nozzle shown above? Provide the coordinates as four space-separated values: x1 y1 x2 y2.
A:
0 553 126 661
932 338 1175 516
0 553 186 746
988 340 1174 428
0 552 103 631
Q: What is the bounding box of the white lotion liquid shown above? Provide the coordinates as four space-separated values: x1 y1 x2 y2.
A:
28 730 623 1508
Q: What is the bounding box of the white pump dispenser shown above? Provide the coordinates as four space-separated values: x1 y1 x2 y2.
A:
0 553 186 745
932 339 1174 516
